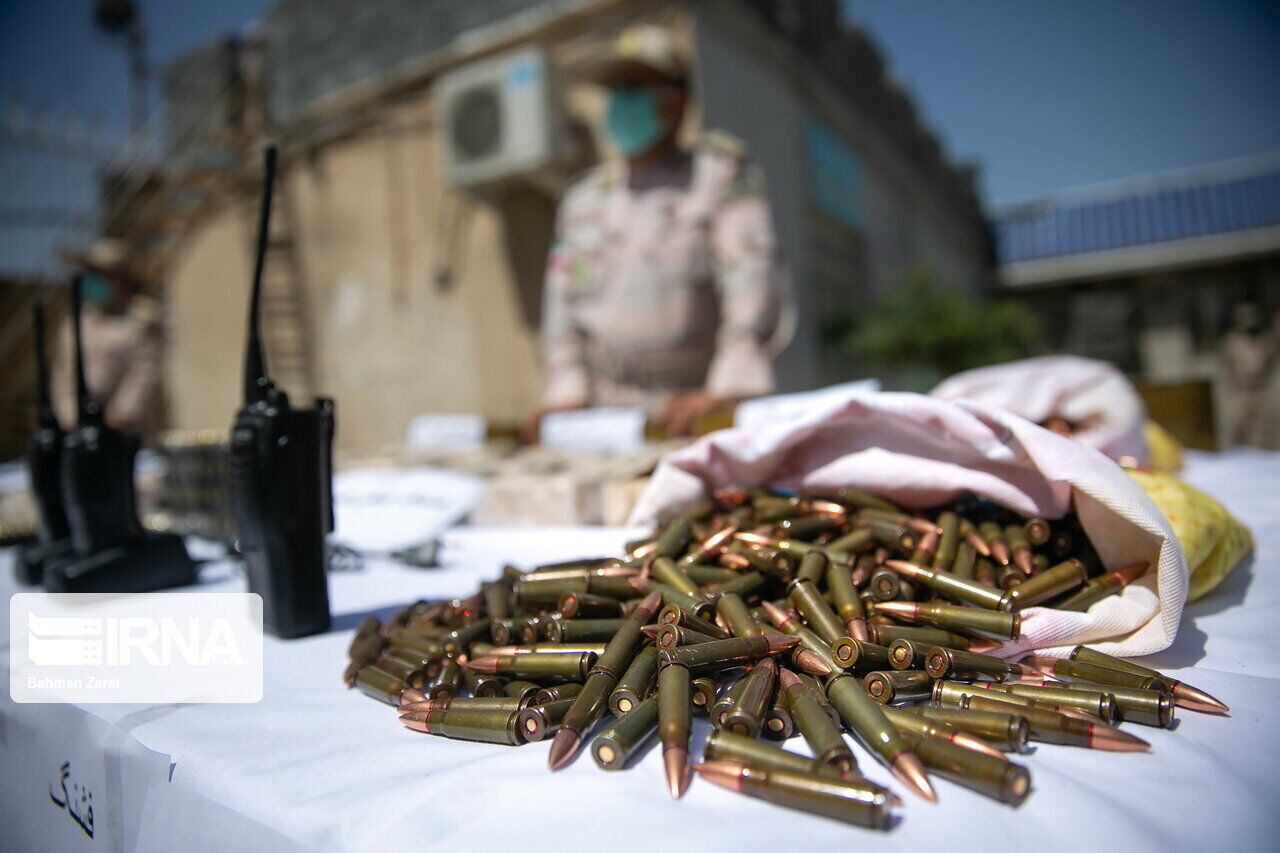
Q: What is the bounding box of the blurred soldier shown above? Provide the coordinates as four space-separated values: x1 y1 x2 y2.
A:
521 24 789 441
1222 302 1279 448
53 239 164 437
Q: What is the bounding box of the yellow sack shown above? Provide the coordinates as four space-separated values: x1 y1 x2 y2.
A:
1143 420 1184 473
1127 469 1253 603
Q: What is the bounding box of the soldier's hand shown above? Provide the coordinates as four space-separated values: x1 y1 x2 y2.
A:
656 390 728 438
518 401 587 445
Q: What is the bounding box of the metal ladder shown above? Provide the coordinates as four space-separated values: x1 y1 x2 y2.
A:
251 166 316 402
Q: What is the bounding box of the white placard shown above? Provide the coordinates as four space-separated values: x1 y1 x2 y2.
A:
403 413 487 452
539 407 647 455
734 379 881 430
331 466 485 552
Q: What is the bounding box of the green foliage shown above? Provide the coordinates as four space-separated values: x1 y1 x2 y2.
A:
837 267 1036 380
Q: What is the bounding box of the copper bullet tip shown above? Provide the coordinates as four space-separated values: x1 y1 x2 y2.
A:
693 760 743 792
846 618 870 643
759 600 790 627
965 531 992 557
872 601 917 620
777 667 802 690
792 648 834 676
639 590 663 612
1090 725 1151 752
763 634 802 654
547 726 581 771
399 687 427 705
664 747 689 798
884 559 926 578
640 625 661 638
1113 560 1150 585
398 700 436 714
891 751 937 803
401 718 429 733
462 657 499 675
1173 683 1229 714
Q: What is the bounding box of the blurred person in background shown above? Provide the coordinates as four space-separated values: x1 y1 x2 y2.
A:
520 24 789 442
1222 302 1279 448
53 238 164 438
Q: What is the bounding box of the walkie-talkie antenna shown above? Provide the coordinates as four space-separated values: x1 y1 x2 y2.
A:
70 274 100 424
244 144 279 404
33 300 57 427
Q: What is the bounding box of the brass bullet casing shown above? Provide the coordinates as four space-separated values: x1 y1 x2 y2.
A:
716 592 765 639
887 638 930 671
878 704 1005 758
414 706 525 745
899 730 1032 806
995 683 1119 722
974 558 999 588
1023 516 1051 546
864 670 934 705
534 682 584 705
609 647 659 716
831 487 899 513
790 579 847 645
653 518 693 558
826 527 876 555
777 515 843 541
691 676 719 716
924 647 1028 681
657 653 693 797
723 657 779 738
489 618 516 646
883 559 1013 611
1004 523 1034 575
684 563 741 585
518 617 551 646
427 657 462 700
909 706 1031 753
1007 559 1088 610
875 601 1021 641
483 581 512 621
695 762 895 830
761 603 844 675
933 511 961 569
978 521 1010 566
471 652 597 682
1067 646 1228 714
826 562 869 642
592 696 660 771
502 681 543 707
650 556 702 599
950 541 977 581
830 638 894 673
798 672 844 729
851 553 878 587
544 616 629 644
461 663 503 698
712 570 767 598
711 673 750 728
376 653 427 689
957 694 1146 751
870 624 999 653
636 580 716 620
516 697 576 742
794 550 830 586
653 624 719 651
779 669 856 772
1055 682 1175 728
388 632 443 659
661 635 799 675
763 687 795 741
402 696 523 713
868 568 902 602
1032 656 1167 693
658 603 729 638
354 665 420 706
703 730 879 791
824 674 911 768
558 592 623 619
1052 561 1148 611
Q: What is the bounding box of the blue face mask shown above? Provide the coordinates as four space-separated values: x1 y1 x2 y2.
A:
81 273 112 307
605 87 665 157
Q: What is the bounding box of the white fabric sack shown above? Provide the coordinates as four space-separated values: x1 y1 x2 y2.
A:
929 355 1148 465
629 391 1187 658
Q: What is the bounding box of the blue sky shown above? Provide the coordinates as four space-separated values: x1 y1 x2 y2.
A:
1 0 1277 208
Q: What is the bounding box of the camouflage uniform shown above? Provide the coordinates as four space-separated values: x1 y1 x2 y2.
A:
540 133 785 408
53 297 164 436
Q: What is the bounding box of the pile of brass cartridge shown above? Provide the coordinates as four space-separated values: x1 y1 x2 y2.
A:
345 487 1227 829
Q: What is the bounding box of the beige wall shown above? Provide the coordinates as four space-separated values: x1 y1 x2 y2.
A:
164 93 549 456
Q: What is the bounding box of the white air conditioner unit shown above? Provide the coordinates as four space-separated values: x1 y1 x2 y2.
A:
436 46 565 188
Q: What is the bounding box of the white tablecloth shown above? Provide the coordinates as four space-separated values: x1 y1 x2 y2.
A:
2 450 1277 852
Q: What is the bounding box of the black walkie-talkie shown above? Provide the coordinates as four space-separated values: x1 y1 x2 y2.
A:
60 274 142 554
228 144 334 638
15 301 72 584
45 275 196 593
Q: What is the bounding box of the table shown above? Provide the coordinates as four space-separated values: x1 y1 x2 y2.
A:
3 450 1278 852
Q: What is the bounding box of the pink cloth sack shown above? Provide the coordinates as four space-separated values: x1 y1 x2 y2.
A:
628 391 1187 658
929 355 1148 464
